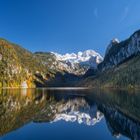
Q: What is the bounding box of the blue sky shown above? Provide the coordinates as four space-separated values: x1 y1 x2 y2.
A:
0 0 140 56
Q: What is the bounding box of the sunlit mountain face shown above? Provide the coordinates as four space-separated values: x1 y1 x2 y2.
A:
0 89 140 140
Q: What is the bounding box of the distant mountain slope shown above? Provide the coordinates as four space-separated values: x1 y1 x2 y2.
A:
0 39 52 88
34 50 103 87
80 29 140 88
35 50 103 75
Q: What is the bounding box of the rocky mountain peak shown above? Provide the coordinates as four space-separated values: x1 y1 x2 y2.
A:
105 38 120 55
98 29 140 71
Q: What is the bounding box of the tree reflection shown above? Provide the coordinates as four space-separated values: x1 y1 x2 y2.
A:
0 88 140 140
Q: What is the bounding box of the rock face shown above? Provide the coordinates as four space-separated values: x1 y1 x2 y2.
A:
21 81 28 88
105 38 120 55
98 30 140 71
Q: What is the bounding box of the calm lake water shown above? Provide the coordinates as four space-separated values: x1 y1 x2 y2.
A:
0 88 140 140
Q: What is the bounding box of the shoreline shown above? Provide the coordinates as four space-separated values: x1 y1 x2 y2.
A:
1 87 91 90
1 86 140 91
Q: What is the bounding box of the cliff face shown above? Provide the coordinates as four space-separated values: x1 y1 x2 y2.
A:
98 30 140 71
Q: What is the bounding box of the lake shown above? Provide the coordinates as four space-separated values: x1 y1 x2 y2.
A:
0 88 140 140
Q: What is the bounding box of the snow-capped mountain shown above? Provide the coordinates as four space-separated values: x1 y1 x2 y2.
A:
51 50 103 75
52 50 102 64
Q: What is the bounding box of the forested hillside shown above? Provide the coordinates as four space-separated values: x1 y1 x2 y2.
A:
0 39 53 88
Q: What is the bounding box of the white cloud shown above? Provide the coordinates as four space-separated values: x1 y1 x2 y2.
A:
93 8 99 18
120 6 129 22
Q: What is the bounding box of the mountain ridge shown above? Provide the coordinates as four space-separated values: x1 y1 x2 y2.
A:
1 29 140 88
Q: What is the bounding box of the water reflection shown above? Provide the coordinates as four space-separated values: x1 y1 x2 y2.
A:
0 88 140 140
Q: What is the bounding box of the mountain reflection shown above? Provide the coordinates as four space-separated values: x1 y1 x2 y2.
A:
0 88 140 140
